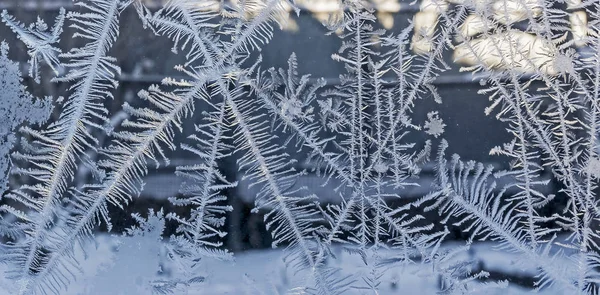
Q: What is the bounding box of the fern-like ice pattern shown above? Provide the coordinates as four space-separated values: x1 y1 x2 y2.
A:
0 0 600 294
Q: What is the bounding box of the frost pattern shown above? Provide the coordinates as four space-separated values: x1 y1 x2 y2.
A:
424 111 445 138
0 41 52 197
1 8 65 83
1 0 600 294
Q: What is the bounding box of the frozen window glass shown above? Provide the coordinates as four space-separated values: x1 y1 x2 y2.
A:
0 0 598 294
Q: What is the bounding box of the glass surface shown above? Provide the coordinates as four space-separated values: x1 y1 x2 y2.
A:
0 0 597 294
